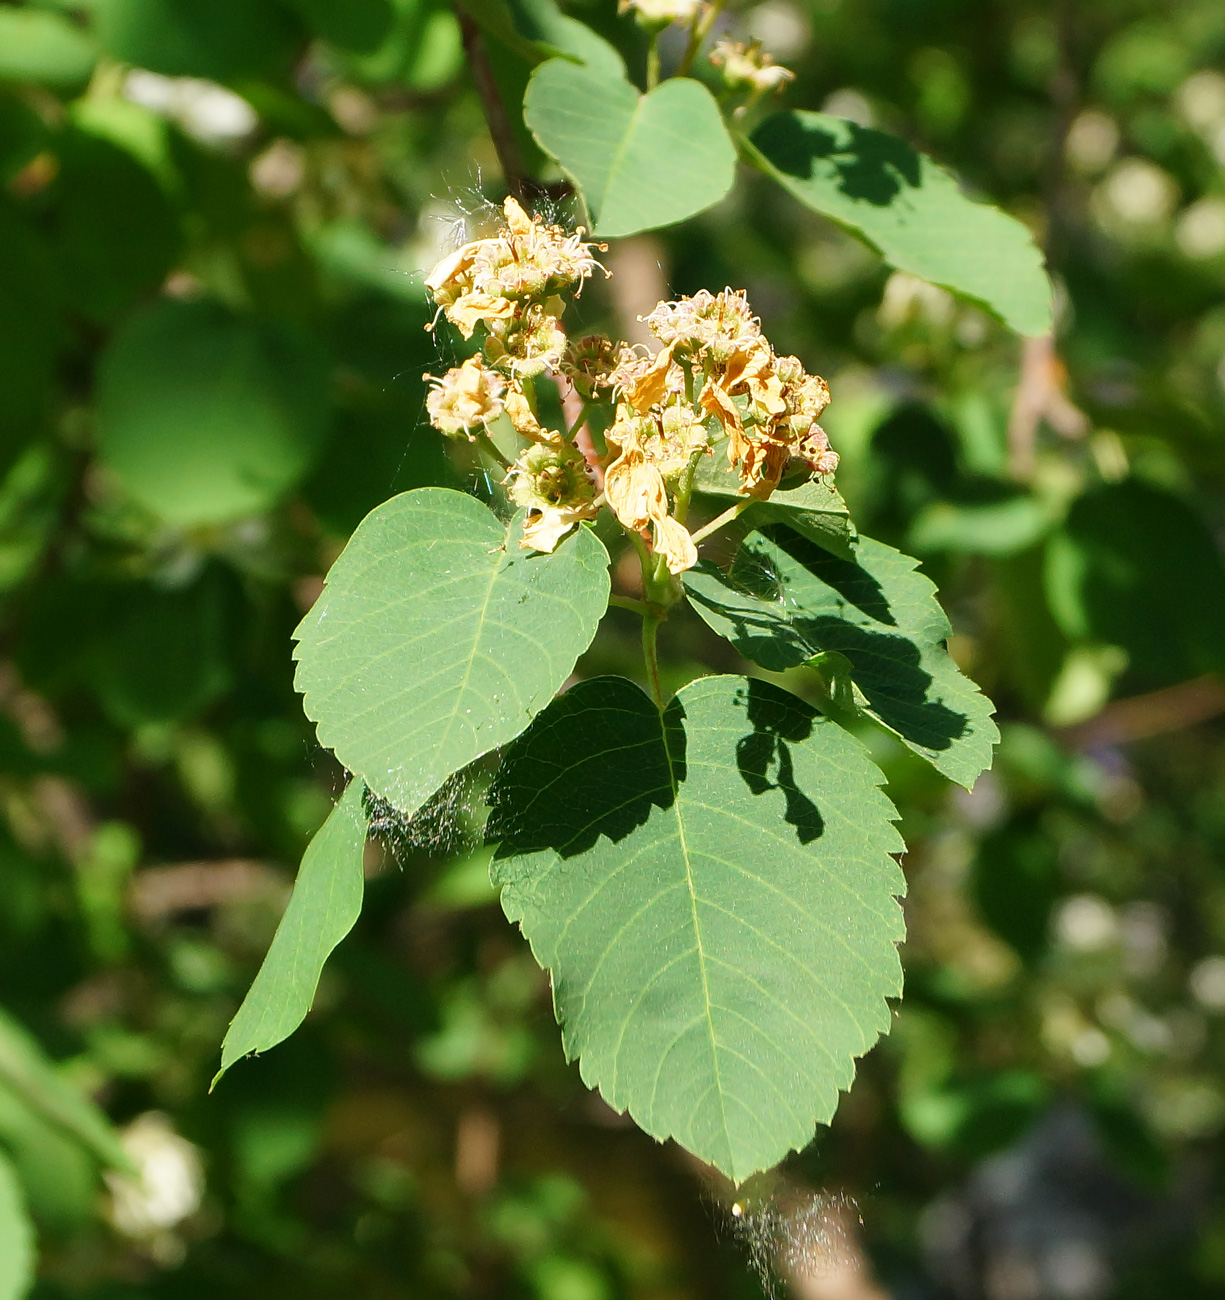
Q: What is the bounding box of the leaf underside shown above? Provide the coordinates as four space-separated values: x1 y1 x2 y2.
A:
749 111 1052 338
488 674 905 1183
684 527 999 789
294 487 610 816
217 779 370 1080
523 58 736 237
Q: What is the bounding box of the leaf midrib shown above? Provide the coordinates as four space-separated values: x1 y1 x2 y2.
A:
659 703 733 1171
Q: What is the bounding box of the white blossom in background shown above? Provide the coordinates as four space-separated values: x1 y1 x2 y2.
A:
1175 70 1225 135
106 1112 204 1263
1054 894 1117 953
1066 110 1120 176
124 70 258 144
820 87 874 127
1176 198 1225 260
1190 956 1225 1011
1095 158 1178 228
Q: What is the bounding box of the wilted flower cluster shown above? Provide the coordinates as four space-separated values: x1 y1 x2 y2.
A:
422 203 835 576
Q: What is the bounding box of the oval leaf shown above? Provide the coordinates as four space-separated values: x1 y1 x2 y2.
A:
523 60 736 237
294 488 611 814
0 1149 34 1300
488 674 905 1183
217 779 370 1081
96 299 331 527
748 111 1052 338
683 528 998 789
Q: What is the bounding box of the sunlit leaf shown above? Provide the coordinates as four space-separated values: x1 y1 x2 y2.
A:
488 674 905 1182
748 112 1052 337
294 488 610 815
684 528 998 788
0 1149 34 1300
524 59 736 236
217 779 370 1080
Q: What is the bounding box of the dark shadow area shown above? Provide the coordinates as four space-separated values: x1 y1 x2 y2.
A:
733 679 823 844
753 112 922 205
753 525 896 626
806 616 968 752
486 676 681 859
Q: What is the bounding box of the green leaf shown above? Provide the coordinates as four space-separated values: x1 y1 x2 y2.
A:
523 60 736 237
748 112 1052 337
488 674 905 1182
283 0 394 54
455 0 569 65
0 9 97 88
87 569 233 727
693 441 856 559
50 128 180 324
217 780 370 1081
294 488 611 815
683 529 998 788
0 1007 130 1173
0 1148 34 1300
91 0 299 80
1043 479 1225 686
0 203 61 467
96 299 331 527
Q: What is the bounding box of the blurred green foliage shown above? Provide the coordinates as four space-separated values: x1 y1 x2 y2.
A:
1 0 1224 1295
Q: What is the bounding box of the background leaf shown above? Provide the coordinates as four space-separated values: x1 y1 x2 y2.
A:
294 488 610 815
748 111 1052 337
1043 479 1225 687
95 298 331 527
684 528 998 788
488 674 905 1183
0 9 97 89
523 59 735 237
0 1007 129 1173
91 0 300 80
0 1148 34 1300
218 779 370 1079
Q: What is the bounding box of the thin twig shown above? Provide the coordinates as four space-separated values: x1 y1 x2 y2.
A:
455 8 530 203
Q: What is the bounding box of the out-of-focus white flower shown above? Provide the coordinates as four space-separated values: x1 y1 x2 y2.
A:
1066 109 1119 176
618 0 701 27
1095 158 1178 227
877 271 956 331
1176 198 1225 259
1191 956 1225 1011
746 0 810 60
107 1112 204 1261
1175 70 1225 134
1054 894 1117 953
821 88 874 127
124 70 258 144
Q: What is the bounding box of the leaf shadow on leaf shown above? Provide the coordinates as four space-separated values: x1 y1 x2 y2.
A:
734 679 823 844
488 676 840 870
487 678 682 859
758 114 922 207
